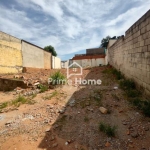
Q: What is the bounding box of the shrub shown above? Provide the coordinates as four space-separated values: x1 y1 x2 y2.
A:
50 71 66 85
99 122 117 137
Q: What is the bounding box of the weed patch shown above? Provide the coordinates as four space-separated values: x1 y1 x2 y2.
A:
126 89 140 98
0 95 35 110
0 102 8 110
130 98 150 117
43 91 58 100
50 71 66 85
99 122 117 137
11 95 27 107
84 116 89 122
102 68 124 80
38 84 48 93
119 79 135 90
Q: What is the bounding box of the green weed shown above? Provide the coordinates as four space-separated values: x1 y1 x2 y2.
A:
50 71 66 85
99 122 117 137
38 84 48 93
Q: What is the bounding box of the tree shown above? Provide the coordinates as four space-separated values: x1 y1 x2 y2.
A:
100 36 118 48
44 45 57 56
100 35 111 48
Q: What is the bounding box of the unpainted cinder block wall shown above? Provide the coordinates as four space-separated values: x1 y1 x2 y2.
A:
0 31 23 74
108 10 150 96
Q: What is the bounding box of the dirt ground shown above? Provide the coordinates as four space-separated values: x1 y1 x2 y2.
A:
0 67 150 150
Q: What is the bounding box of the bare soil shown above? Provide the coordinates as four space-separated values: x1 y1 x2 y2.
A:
0 67 150 150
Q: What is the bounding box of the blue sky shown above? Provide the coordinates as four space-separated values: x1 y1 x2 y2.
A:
0 0 150 60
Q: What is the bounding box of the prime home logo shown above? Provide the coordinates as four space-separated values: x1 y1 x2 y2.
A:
48 62 102 85
67 62 83 78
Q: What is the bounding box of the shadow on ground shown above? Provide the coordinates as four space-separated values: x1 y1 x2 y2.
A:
38 66 128 150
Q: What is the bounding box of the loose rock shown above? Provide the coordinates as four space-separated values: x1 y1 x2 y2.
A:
99 107 107 114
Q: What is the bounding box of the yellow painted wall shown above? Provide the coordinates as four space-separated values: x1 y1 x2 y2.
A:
0 31 23 74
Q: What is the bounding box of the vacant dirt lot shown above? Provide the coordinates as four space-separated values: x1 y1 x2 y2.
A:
0 67 150 150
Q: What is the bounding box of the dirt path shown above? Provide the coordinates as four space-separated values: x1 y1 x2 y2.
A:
0 67 150 150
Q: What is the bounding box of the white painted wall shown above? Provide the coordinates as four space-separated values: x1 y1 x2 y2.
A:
52 56 61 69
73 58 105 68
61 60 69 68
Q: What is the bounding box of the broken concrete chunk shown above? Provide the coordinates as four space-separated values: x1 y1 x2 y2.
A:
34 82 40 86
99 107 108 114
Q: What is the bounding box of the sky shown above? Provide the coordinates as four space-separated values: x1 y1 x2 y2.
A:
0 0 150 60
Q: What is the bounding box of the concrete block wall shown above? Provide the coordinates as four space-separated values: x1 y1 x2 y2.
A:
108 10 150 96
0 31 23 74
22 40 44 69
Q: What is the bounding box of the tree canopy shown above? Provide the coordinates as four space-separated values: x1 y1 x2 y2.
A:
100 36 117 48
44 45 57 56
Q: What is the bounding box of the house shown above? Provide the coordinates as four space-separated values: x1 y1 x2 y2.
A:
61 60 69 68
71 47 106 68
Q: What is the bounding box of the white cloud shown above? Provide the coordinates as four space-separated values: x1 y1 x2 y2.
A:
0 0 150 60
104 1 150 36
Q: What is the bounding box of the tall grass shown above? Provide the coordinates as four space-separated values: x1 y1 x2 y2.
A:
50 71 66 85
